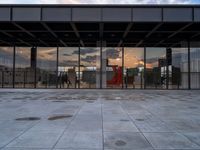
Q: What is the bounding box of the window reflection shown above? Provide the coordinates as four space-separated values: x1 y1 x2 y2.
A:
146 48 166 89
171 48 188 89
190 47 200 89
0 47 13 88
15 47 35 88
58 47 78 88
36 47 57 88
124 48 144 89
80 47 100 88
102 47 122 88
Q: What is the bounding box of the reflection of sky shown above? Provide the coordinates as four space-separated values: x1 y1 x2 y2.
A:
0 47 13 68
0 47 196 70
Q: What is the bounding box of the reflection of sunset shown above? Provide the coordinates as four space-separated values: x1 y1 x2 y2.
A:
124 48 144 68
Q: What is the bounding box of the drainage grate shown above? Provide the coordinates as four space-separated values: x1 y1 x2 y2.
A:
48 115 73 120
15 117 41 121
115 140 127 146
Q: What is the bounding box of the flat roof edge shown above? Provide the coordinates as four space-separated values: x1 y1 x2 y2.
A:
0 4 200 8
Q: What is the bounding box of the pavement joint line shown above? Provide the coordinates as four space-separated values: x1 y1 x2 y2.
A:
51 99 85 149
1 120 41 149
100 97 105 150
118 100 156 150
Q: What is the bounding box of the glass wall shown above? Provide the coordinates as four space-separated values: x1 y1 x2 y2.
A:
102 47 122 88
36 47 57 88
146 48 166 89
0 45 199 89
170 47 188 89
15 47 35 88
58 47 78 88
0 47 13 88
80 47 100 88
190 46 200 89
124 48 144 89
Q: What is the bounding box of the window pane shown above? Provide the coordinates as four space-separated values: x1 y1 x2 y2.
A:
124 48 144 89
146 48 166 89
190 46 200 89
58 47 78 88
80 47 100 88
0 47 13 88
102 47 122 88
171 48 188 89
36 47 57 88
15 47 35 88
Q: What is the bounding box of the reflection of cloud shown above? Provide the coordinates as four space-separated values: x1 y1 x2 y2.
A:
81 55 97 63
63 54 71 56
105 48 120 59
60 60 78 66
74 48 97 55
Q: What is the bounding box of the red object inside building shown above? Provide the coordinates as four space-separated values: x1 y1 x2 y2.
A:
107 66 122 85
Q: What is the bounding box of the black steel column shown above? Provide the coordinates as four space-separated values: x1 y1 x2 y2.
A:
166 48 169 89
56 46 59 89
188 40 191 89
34 47 37 88
144 47 146 89
100 40 103 89
78 43 80 89
13 45 15 88
122 46 124 89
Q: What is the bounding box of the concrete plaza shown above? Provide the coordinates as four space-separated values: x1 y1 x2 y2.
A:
0 89 200 150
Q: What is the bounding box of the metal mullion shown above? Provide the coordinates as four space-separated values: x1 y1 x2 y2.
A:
100 40 102 89
34 46 37 88
122 46 124 89
56 46 59 89
13 45 15 88
188 40 191 89
78 43 80 89
144 47 146 89
166 48 169 89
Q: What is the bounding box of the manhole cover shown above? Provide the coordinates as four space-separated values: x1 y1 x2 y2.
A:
115 140 126 146
15 117 41 121
120 119 129 122
136 118 145 121
48 115 73 120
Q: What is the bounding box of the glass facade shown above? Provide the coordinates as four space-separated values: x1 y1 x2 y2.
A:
0 45 199 89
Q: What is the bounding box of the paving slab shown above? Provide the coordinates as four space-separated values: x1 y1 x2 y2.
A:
143 132 200 149
104 132 154 150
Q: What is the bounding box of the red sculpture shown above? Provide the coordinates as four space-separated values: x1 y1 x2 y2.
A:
107 66 122 85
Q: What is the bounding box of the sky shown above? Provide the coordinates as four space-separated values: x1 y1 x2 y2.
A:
0 0 200 4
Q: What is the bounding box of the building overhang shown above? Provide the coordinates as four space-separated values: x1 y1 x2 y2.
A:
0 4 200 47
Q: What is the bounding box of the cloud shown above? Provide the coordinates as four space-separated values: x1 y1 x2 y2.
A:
0 0 197 4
